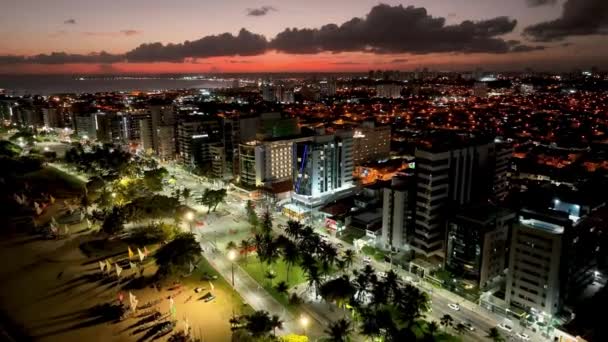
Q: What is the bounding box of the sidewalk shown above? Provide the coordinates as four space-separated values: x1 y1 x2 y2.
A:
200 240 316 337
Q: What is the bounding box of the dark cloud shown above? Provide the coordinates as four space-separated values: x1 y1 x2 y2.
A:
270 4 519 54
329 61 362 65
1 52 122 64
124 28 267 62
523 0 608 41
120 30 142 36
83 30 142 37
526 0 557 7
64 18 76 25
247 6 276 17
225 59 253 64
0 4 546 66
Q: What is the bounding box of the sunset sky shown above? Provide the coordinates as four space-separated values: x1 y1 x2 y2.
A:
1 0 606 74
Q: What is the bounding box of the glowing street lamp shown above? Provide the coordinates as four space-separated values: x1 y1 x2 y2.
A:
299 315 309 336
227 249 237 287
185 211 195 232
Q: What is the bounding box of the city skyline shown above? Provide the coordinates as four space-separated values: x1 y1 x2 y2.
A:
1 0 607 74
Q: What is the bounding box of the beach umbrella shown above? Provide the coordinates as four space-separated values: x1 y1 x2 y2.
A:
144 246 150 257
129 292 138 312
129 261 136 269
35 206 42 216
209 281 214 291
13 193 23 204
105 260 112 273
86 218 92 229
34 201 39 210
80 211 85 221
50 195 55 204
99 261 106 272
189 261 194 274
116 264 123 277
128 247 134 259
137 248 145 262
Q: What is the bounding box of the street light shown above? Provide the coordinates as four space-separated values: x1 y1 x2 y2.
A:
227 249 237 287
299 315 309 336
185 211 195 232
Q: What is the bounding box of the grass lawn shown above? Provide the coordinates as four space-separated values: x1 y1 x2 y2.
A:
183 256 253 316
20 166 85 197
362 245 387 262
337 227 366 245
238 257 307 312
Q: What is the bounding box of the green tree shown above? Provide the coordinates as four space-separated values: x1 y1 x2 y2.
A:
154 233 202 277
454 323 467 335
235 310 283 338
102 207 124 235
212 188 227 211
246 200 258 227
324 318 353 342
440 314 454 331
284 220 303 240
282 240 300 283
240 239 253 263
426 321 439 340
226 240 238 253
143 167 168 192
265 270 277 286
486 327 505 342
341 250 355 271
319 275 356 309
261 210 273 236
182 187 191 206
275 280 289 297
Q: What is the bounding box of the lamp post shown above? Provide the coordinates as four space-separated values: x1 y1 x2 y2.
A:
227 249 237 319
299 315 309 336
227 249 237 287
185 211 194 232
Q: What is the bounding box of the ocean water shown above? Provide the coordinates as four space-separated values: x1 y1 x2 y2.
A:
0 75 232 96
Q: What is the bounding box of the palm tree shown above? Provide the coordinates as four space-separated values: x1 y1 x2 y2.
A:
242 310 279 338
239 239 252 263
486 327 505 342
440 314 454 331
154 233 202 277
426 321 439 339
455 323 467 335
284 220 303 240
260 210 273 236
182 187 191 206
341 249 355 270
226 240 237 253
324 318 353 342
282 240 300 283
269 314 283 336
275 280 289 297
265 270 277 286
305 264 322 297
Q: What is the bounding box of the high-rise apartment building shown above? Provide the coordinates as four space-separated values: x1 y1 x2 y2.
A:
353 121 391 165
446 204 515 288
139 101 175 157
493 141 513 202
177 114 221 167
381 174 416 251
292 131 354 206
238 137 308 188
506 209 598 317
413 135 495 258
376 83 402 99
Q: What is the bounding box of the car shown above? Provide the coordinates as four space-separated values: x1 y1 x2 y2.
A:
497 324 513 332
194 287 205 293
461 321 475 331
337 243 344 249
516 332 530 340
201 292 215 302
363 256 372 264
448 303 460 311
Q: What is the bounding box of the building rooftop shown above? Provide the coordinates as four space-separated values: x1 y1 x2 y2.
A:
453 204 514 226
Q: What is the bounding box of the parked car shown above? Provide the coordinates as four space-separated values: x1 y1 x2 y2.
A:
516 332 530 340
363 256 372 264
